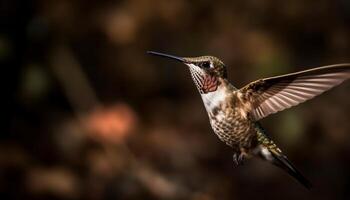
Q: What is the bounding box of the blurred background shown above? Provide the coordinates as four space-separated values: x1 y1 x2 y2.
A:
2 0 350 199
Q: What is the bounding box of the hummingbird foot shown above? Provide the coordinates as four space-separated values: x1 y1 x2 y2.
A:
233 153 245 166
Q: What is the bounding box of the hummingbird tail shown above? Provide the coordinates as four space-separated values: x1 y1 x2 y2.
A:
256 130 312 189
268 148 312 190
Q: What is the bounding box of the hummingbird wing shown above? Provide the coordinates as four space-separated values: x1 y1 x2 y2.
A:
239 64 350 121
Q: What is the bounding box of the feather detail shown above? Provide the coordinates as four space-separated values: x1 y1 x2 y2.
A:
239 64 350 121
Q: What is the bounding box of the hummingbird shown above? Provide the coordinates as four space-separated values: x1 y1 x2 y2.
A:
148 51 350 189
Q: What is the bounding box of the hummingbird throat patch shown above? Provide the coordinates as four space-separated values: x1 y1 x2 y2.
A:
202 75 220 93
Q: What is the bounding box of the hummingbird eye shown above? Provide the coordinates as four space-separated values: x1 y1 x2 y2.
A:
201 61 211 69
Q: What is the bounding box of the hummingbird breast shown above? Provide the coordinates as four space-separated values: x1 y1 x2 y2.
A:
201 86 257 151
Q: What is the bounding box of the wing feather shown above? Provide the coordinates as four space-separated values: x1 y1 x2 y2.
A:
240 64 350 121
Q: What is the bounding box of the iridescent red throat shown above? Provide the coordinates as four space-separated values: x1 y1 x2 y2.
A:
202 75 220 93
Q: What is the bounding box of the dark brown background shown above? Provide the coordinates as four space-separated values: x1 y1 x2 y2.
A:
2 0 350 199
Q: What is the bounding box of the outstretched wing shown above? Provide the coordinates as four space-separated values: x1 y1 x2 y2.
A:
239 64 350 121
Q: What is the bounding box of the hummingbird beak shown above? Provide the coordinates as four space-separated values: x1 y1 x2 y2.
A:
147 51 186 63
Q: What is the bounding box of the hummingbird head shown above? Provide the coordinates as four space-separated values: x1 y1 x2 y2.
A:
148 51 227 94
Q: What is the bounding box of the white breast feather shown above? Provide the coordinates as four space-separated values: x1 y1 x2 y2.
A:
201 86 226 112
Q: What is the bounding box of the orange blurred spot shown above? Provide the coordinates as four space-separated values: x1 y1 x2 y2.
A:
84 103 137 144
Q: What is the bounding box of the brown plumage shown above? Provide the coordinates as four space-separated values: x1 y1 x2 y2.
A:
148 51 350 189
240 64 350 120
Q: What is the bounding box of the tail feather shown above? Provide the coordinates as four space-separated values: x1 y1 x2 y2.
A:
256 129 312 189
269 149 312 190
